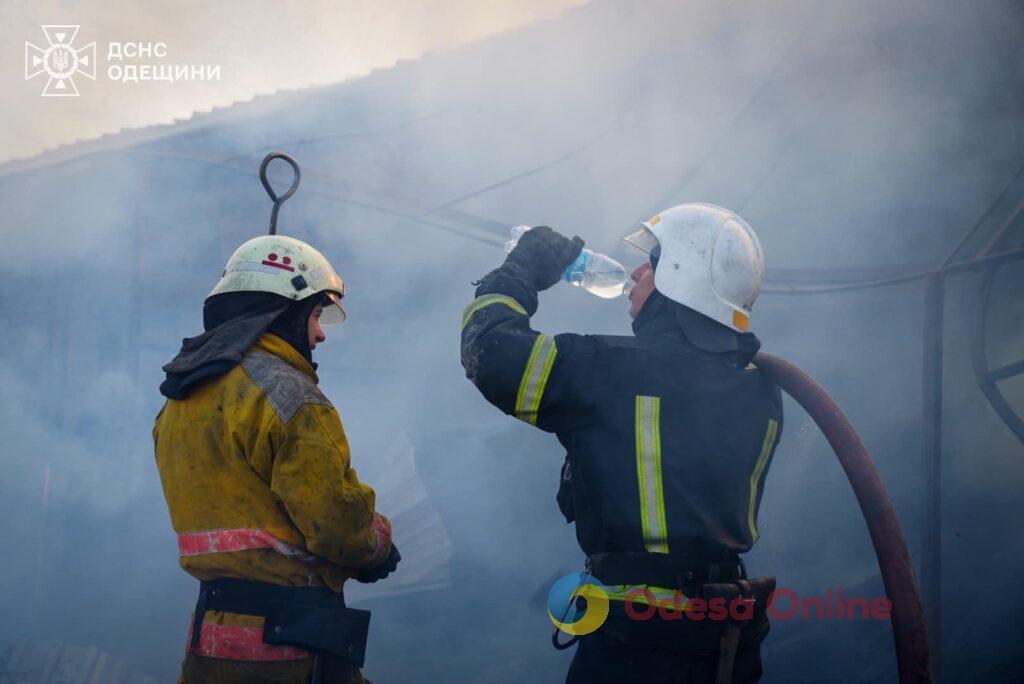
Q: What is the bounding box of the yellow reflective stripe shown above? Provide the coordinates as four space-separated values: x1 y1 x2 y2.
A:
461 294 527 330
747 419 779 543
635 396 669 554
514 334 557 425
605 584 686 608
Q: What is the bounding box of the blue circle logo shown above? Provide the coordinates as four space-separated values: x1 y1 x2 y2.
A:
547 572 609 636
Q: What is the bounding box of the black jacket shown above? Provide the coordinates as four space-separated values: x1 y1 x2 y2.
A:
461 263 783 562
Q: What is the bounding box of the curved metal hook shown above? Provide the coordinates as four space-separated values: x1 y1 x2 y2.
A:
259 152 301 235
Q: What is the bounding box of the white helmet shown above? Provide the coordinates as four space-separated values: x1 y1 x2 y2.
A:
622 203 764 332
208 234 347 323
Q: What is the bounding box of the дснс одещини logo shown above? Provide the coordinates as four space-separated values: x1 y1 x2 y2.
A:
25 25 96 97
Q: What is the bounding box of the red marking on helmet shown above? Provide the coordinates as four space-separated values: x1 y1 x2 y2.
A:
261 260 295 272
268 253 278 261
283 256 292 265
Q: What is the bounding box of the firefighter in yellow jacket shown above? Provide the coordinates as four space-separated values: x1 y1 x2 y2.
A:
154 235 399 683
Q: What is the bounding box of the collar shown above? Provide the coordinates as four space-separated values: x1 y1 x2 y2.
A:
253 332 319 383
631 291 761 367
631 291 678 338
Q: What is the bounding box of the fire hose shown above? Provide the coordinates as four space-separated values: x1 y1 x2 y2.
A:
753 353 932 683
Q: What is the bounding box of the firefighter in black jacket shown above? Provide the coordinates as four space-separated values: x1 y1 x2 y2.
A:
461 204 783 683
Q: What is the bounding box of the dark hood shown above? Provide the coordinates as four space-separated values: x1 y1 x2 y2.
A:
159 291 322 400
266 294 324 367
632 289 760 366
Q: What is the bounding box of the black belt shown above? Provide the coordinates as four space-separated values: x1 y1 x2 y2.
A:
586 551 746 590
191 578 370 668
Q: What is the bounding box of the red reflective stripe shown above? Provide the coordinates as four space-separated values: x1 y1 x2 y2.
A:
178 529 316 561
186 621 311 661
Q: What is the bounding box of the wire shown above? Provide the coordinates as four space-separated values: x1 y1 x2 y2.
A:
425 110 627 214
940 160 1024 267
762 270 928 295
762 247 1024 295
978 198 1024 256
652 14 815 209
221 108 452 165
129 149 503 247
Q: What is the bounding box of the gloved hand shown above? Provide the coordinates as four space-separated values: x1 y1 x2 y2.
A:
505 226 584 291
356 544 401 583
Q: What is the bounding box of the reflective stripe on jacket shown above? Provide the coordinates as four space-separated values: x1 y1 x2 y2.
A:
154 333 391 659
461 265 783 592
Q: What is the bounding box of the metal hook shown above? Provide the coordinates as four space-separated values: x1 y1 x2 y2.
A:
259 152 301 235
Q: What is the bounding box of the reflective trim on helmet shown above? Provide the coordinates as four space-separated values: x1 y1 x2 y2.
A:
309 265 346 299
461 294 527 330
622 225 660 255
635 395 669 554
320 291 346 324
747 419 779 544
514 334 557 425
733 310 750 331
227 261 292 276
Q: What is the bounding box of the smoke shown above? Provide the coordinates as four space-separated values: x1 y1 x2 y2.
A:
0 0 585 163
1 0 1022 680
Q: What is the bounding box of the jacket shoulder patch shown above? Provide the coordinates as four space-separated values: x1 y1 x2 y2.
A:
240 349 333 423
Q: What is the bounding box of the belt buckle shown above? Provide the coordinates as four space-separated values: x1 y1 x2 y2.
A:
707 557 746 583
736 558 748 580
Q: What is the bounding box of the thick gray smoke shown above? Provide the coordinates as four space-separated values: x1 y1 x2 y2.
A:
1 0 1022 681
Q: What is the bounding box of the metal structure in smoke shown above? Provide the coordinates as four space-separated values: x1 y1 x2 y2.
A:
761 166 1024 680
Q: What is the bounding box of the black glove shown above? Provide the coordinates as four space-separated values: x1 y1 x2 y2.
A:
505 226 584 291
355 544 401 583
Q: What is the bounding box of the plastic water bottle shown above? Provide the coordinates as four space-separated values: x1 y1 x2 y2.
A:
505 225 632 299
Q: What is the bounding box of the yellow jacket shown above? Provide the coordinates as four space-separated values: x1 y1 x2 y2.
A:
154 333 390 659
